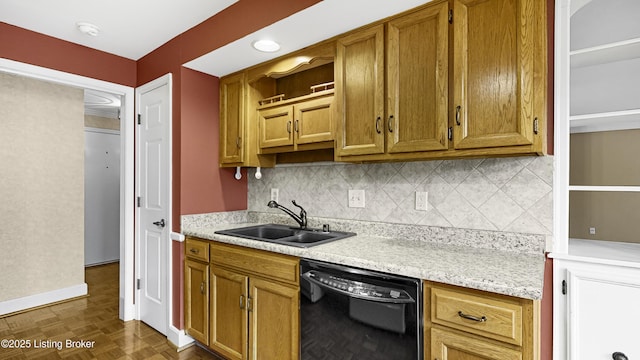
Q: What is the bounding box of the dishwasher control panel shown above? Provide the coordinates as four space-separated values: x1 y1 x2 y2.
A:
303 270 414 303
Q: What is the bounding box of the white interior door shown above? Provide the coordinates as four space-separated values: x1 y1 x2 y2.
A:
137 75 171 335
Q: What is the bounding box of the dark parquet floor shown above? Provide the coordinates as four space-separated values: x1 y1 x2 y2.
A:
0 262 221 360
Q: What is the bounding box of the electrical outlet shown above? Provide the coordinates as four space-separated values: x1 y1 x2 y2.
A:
270 188 279 202
348 189 365 208
415 191 428 211
589 227 596 235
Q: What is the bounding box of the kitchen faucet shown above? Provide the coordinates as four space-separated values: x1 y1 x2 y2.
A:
267 200 307 229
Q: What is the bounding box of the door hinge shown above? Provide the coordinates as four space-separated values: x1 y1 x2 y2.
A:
448 127 453 141
448 9 453 24
562 279 567 295
137 196 141 207
137 279 141 290
533 117 539 134
137 114 141 125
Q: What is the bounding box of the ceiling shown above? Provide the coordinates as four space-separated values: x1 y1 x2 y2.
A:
2 0 432 77
0 0 238 60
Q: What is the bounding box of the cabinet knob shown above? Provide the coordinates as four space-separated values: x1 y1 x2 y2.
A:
287 120 292 133
455 105 461 126
388 115 394 133
613 352 628 360
375 116 382 134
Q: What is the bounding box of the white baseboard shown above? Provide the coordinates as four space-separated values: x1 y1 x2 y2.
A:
167 325 195 349
0 283 88 316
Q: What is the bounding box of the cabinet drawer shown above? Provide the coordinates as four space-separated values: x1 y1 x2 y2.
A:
210 242 299 285
431 286 523 345
185 238 210 262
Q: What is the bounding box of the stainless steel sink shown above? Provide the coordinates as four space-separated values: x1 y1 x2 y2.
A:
214 224 355 248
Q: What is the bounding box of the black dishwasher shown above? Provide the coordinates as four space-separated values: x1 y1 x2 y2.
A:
300 259 423 360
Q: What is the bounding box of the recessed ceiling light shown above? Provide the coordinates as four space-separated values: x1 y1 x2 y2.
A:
252 39 280 53
76 22 100 37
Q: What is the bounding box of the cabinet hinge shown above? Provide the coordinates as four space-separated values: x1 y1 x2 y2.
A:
137 114 142 125
137 279 141 290
448 127 453 141
533 117 539 134
562 279 567 295
448 9 453 24
137 196 141 207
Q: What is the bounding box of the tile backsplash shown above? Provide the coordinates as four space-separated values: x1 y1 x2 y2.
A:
248 156 553 237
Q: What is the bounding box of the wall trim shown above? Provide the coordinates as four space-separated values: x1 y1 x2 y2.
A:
0 57 136 322
171 232 186 242
0 283 88 316
167 325 195 349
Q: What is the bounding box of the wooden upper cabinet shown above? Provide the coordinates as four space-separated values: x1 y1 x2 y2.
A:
335 1 450 159
387 1 449 154
452 0 540 150
335 25 386 156
295 95 334 145
258 105 294 148
258 92 334 151
219 72 245 165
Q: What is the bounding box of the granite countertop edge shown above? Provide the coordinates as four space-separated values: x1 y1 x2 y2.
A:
183 223 545 300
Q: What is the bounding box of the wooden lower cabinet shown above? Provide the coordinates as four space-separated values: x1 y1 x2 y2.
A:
431 328 522 360
249 277 299 360
184 238 210 346
210 266 248 360
425 282 539 360
208 242 300 360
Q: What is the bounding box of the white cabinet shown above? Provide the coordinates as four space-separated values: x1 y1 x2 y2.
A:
554 258 640 360
568 0 640 134
554 1 640 359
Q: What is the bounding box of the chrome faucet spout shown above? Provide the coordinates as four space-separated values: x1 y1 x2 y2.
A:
266 200 307 229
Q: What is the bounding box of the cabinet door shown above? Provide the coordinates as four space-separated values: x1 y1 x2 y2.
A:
248 277 299 360
220 72 245 164
184 260 209 345
335 24 385 156
210 266 248 360
258 105 294 148
565 264 640 360
431 328 522 360
452 0 537 150
295 95 334 145
387 1 449 154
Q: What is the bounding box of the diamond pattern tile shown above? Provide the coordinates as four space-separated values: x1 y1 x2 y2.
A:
248 156 554 236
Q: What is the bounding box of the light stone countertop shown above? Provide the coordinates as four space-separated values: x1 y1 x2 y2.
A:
183 222 545 300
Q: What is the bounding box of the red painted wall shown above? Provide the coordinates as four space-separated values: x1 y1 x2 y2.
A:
0 22 136 87
180 67 248 215
135 0 321 330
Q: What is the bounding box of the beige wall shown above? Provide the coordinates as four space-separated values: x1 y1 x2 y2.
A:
569 130 640 243
0 72 85 302
84 114 119 130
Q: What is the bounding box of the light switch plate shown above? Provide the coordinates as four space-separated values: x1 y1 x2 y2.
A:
348 189 365 208
270 188 279 202
415 191 428 211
